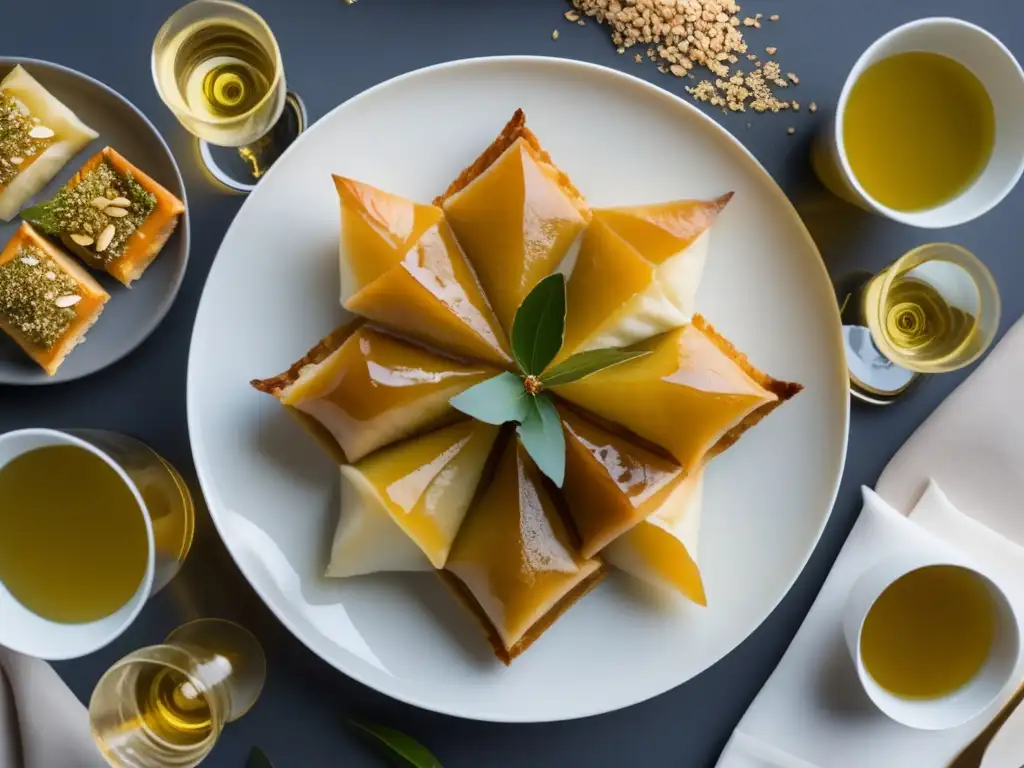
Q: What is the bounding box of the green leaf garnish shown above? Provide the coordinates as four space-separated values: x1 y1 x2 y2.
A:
517 394 565 486
350 719 443 768
19 199 61 235
540 348 651 388
247 746 274 768
449 372 530 425
511 273 566 375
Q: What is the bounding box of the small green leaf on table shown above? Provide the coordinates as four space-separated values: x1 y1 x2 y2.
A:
449 372 530 425
517 394 566 487
540 348 651 388
511 273 566 375
247 746 274 768
350 719 443 768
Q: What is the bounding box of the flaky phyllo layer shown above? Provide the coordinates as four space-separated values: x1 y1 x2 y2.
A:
252 109 802 663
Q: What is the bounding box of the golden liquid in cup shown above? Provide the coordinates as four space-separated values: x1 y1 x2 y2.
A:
0 445 148 623
843 51 995 211
861 566 996 700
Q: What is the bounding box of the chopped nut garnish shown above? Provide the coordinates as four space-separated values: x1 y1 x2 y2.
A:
809 101 818 113
787 72 800 84
564 9 580 22
634 54 643 64
769 14 780 21
552 30 560 40
569 0 802 116
765 46 777 55
787 127 795 135
792 101 800 111
0 247 79 348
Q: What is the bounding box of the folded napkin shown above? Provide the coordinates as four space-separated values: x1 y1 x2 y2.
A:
0 648 105 768
877 316 1024 542
716 483 1024 768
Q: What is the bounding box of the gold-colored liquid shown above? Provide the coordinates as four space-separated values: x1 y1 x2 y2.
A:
862 259 980 372
154 16 283 146
0 446 148 623
844 52 995 211
861 566 996 700
133 666 214 748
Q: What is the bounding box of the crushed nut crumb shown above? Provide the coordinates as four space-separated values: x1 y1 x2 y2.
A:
569 0 803 116
792 101 800 111
765 46 777 55
552 29 560 40
564 9 580 22
769 14 780 21
787 127 795 135
787 72 800 84
809 101 818 113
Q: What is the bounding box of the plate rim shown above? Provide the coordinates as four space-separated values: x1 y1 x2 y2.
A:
0 55 191 386
187 55 850 722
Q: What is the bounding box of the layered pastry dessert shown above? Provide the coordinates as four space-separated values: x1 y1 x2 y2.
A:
0 222 109 374
253 109 802 663
22 147 185 286
0 65 98 222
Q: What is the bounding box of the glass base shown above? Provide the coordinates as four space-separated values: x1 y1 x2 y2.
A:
836 272 922 406
199 91 307 194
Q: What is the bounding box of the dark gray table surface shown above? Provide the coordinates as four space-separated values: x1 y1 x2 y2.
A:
2 1 1022 766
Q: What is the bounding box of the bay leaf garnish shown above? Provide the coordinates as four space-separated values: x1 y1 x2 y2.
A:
510 273 566 375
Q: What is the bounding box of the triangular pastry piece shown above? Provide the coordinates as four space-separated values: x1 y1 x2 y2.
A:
251 325 495 464
442 436 605 663
437 110 589 334
558 194 732 361
336 176 511 366
553 315 802 471
559 406 685 559
604 471 706 605
0 65 98 221
326 420 500 576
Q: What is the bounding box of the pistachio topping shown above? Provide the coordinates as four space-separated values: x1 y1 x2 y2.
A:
0 92 53 186
26 161 157 263
0 246 79 348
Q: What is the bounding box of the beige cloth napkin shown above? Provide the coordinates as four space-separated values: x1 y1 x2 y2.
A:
0 648 106 768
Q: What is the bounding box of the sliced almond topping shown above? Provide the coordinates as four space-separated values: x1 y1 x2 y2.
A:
54 295 81 308
45 271 56 280
70 233 95 246
91 196 112 209
108 197 131 207
28 125 54 139
9 157 23 165
96 224 116 252
20 256 39 266
103 206 129 218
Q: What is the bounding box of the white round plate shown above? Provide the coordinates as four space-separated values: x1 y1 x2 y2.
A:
188 57 849 722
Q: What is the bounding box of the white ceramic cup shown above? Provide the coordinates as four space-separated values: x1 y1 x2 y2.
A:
844 552 1021 731
0 428 157 660
811 17 1024 228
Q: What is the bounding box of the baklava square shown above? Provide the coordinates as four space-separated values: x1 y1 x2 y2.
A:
22 146 185 286
0 222 109 375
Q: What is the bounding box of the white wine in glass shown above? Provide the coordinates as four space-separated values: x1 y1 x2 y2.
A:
153 0 304 192
860 243 1000 374
90 619 266 768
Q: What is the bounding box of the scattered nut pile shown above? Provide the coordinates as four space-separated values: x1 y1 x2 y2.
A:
564 0 805 121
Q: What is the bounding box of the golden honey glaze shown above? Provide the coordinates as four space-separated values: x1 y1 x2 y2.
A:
443 138 588 333
560 406 684 558
281 327 495 463
346 218 512 367
347 420 499 567
595 195 731 265
335 175 443 292
554 324 775 470
445 438 601 651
